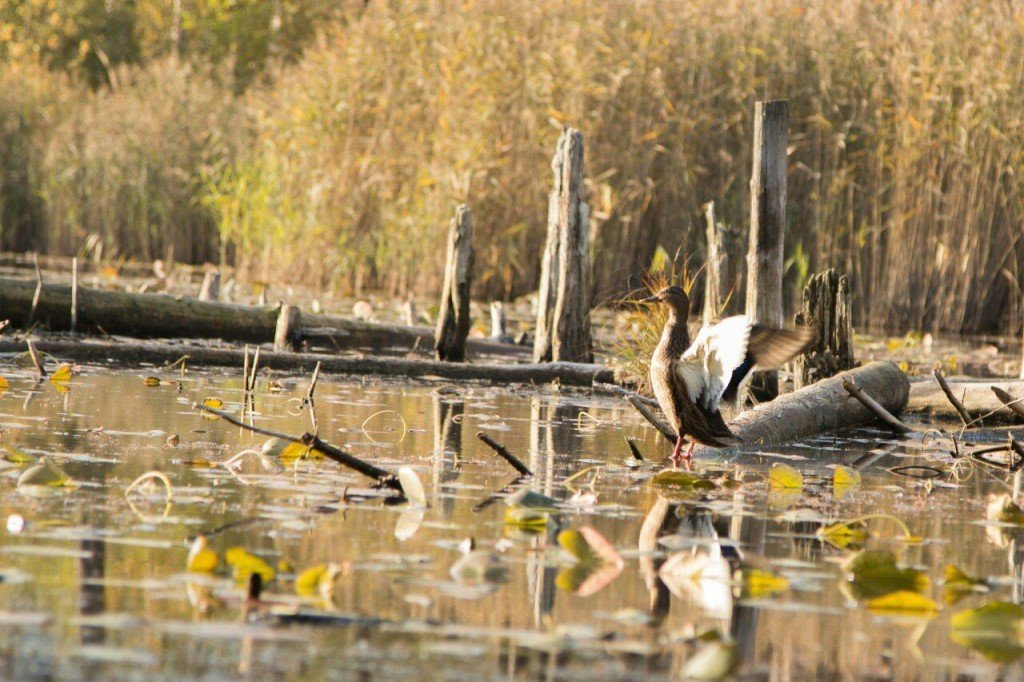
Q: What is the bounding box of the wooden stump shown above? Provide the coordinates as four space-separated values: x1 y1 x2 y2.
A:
534 128 593 363
274 304 302 352
793 269 854 389
745 100 789 398
198 270 220 302
702 201 743 325
434 204 474 362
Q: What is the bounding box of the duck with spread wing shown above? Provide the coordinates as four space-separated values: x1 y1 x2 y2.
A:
641 285 815 465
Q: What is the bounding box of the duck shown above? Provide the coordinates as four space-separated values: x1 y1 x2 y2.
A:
641 285 814 465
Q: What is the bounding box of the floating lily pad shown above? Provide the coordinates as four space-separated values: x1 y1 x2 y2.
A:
842 550 929 601
769 463 803 490
951 602 1024 663
817 520 868 550
866 590 939 618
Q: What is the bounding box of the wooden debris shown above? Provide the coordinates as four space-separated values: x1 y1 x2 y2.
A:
70 257 79 336
626 395 676 444
25 339 46 378
0 339 613 386
842 378 912 435
274 304 301 352
534 127 593 363
745 99 789 399
932 369 972 426
198 270 220 302
702 201 742 325
435 204 474 362
992 386 1024 421
476 432 533 477
793 269 853 389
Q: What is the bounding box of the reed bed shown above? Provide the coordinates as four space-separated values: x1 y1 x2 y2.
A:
3 0 1024 334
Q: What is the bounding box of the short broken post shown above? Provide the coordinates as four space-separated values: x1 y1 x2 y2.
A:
745 100 789 399
198 270 220 302
793 269 854 389
274 304 301 352
533 127 593 363
434 204 474 362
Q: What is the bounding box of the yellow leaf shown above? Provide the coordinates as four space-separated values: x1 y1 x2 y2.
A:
202 398 223 409
557 527 623 567
987 495 1024 525
866 590 938 617
225 547 275 584
143 377 161 387
186 536 219 573
817 521 867 549
504 507 550 531
951 602 1024 663
944 564 989 604
2 443 35 464
295 564 341 598
0 376 8 392
17 461 71 488
738 568 789 598
833 465 861 487
843 550 929 600
769 463 803 490
50 364 72 383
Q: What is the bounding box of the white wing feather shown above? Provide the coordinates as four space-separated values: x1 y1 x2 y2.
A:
675 316 753 410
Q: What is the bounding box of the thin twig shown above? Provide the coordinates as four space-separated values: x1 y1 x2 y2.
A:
26 253 43 331
625 395 676 443
248 346 261 394
26 339 46 379
841 378 911 435
932 369 971 426
476 432 533 476
194 402 401 491
306 361 321 433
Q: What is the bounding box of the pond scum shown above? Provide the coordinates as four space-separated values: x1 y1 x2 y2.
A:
0 355 1022 679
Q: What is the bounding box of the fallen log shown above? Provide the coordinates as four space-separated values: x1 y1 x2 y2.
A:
0 276 528 358
0 339 612 386
907 379 1024 424
686 361 909 457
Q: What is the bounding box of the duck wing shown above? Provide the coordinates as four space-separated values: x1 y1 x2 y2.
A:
668 356 738 446
681 316 816 411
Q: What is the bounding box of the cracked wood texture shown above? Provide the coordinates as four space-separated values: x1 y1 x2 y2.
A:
434 204 474 361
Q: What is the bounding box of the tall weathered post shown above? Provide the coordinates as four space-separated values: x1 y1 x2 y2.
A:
534 128 593 363
793 269 854 389
745 100 789 398
703 201 744 326
434 204 474 362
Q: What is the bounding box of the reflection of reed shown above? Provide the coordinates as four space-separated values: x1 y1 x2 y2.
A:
432 395 463 520
638 496 677 625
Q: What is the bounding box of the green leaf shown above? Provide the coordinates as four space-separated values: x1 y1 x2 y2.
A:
842 550 929 601
951 602 1024 663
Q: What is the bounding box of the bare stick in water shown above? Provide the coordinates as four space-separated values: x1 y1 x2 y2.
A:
476 431 533 476
841 378 911 435
26 339 46 378
625 437 645 462
625 395 676 444
70 257 78 336
27 254 43 331
306 360 321 432
932 369 971 425
194 402 401 490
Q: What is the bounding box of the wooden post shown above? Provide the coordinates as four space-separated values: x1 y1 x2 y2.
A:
434 204 474 362
534 128 593 363
198 270 220 302
490 301 508 341
793 269 854 389
403 299 417 327
274 304 301 352
745 100 789 398
70 257 78 335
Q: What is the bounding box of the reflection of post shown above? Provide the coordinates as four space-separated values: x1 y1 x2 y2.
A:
639 497 679 625
529 397 583 496
527 526 559 628
431 395 463 519
726 489 767 665
79 538 106 647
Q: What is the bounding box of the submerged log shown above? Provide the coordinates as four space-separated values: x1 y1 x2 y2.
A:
684 361 909 457
0 338 613 386
435 205 474 361
534 128 593 363
745 100 789 399
907 379 1024 424
0 276 528 358
793 269 854 389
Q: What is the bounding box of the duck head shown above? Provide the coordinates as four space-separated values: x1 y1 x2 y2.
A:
641 285 690 318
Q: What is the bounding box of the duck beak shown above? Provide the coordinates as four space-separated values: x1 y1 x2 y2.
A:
639 295 660 304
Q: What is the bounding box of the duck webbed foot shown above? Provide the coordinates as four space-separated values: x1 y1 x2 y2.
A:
670 437 693 468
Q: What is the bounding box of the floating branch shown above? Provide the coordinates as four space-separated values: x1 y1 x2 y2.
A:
195 402 401 491
476 432 533 477
842 377 912 435
25 339 46 378
625 437 645 462
932 369 972 426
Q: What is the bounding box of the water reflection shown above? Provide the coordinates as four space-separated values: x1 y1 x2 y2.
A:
0 365 1018 677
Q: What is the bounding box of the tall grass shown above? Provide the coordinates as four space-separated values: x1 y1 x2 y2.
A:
4 0 1024 334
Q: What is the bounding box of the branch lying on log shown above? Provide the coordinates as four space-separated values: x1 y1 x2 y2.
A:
990 387 1024 422
0 276 527 359
681 361 909 458
932 369 972 426
842 378 912 435
0 339 613 386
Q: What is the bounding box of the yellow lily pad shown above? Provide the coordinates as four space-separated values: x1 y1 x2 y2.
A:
504 506 550 532
737 568 789 598
225 547 276 584
143 377 161 387
186 536 219 573
769 463 803 490
951 602 1024 663
866 590 939 617
817 521 868 549
843 550 929 601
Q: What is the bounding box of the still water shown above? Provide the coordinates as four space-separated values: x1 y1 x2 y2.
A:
0 362 1020 680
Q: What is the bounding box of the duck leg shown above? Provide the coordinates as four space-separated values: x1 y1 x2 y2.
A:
670 436 686 467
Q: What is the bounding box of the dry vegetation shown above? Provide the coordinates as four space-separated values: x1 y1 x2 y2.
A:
3 0 1024 334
